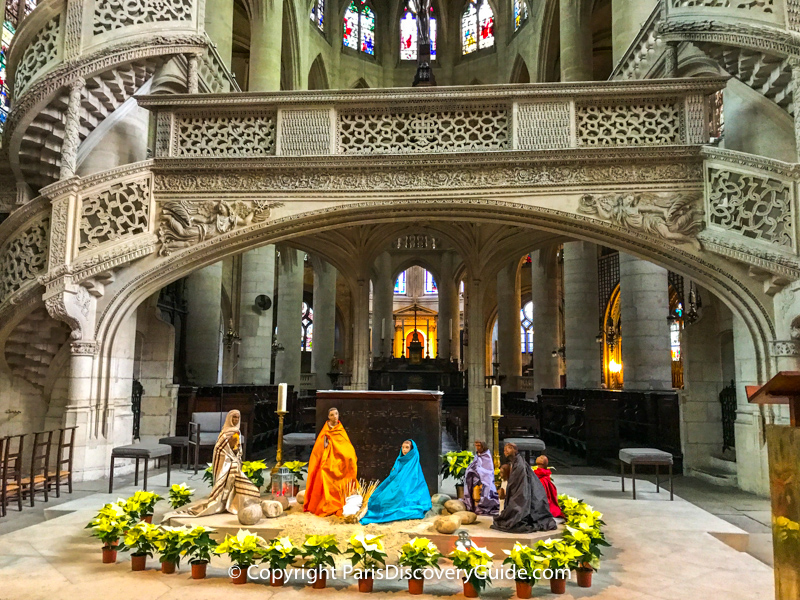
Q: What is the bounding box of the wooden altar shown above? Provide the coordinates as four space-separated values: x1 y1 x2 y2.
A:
315 390 442 495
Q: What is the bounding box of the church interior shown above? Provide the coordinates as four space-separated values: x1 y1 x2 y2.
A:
0 0 799 598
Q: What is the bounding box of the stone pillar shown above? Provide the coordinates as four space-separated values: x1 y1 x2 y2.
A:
611 0 658 64
205 0 235 70
60 78 85 179
618 254 672 390
466 276 489 442
560 0 593 82
532 246 560 396
792 59 800 162
237 246 275 384
246 0 283 92
371 252 394 359
563 241 600 387
274 246 303 390
311 257 337 387
185 262 223 384
187 53 200 93
664 42 678 78
437 250 460 362
352 276 371 390
496 259 522 387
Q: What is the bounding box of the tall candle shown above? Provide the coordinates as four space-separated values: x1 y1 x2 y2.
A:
449 319 453 341
491 385 502 417
277 383 288 412
381 318 385 340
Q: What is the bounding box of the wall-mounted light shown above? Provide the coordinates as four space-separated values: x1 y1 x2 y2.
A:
255 294 272 312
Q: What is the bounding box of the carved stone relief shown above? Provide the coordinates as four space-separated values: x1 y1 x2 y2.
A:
14 16 61 95
516 102 572 150
671 0 774 11
576 102 683 146
93 0 193 35
279 109 332 156
79 178 151 252
174 114 276 157
0 216 50 304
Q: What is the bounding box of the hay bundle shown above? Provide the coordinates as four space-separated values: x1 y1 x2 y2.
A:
341 478 380 523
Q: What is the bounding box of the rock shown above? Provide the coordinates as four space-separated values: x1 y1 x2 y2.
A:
296 491 305 505
238 503 264 525
434 514 462 534
431 493 451 505
453 511 477 525
444 499 467 514
425 505 446 518
261 500 284 518
263 493 290 510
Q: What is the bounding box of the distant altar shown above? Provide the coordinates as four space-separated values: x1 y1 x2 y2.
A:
315 390 442 495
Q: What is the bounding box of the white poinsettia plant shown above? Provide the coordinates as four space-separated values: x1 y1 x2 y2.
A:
345 532 387 569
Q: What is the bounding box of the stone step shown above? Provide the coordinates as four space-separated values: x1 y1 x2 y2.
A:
689 466 738 487
707 453 738 476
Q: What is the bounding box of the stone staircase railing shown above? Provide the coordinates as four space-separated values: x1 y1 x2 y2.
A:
610 2 666 81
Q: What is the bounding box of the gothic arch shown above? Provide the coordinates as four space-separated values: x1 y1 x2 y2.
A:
308 54 330 90
352 77 370 88
538 0 560 82
510 54 530 83
280 0 301 90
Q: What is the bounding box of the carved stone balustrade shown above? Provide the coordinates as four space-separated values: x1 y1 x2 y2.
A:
610 3 666 81
665 0 790 30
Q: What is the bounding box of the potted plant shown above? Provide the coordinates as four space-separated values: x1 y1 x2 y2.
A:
121 521 161 571
241 460 269 490
449 544 493 598
535 538 582 595
439 451 474 498
262 537 302 586
345 532 387 592
502 543 546 599
85 503 131 563
563 517 609 587
128 490 162 523
215 530 267 584
301 534 341 589
155 526 189 574
168 483 194 510
397 538 443 595
282 460 308 496
183 525 216 579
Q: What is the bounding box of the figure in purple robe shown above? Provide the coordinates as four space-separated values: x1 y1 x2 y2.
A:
463 440 500 515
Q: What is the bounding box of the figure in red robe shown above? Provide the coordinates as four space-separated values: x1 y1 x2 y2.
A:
533 455 563 519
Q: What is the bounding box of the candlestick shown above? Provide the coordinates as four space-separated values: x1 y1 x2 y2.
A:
381 318 385 340
492 415 501 470
277 382 288 413
491 385 502 417
449 318 453 341
271 411 287 474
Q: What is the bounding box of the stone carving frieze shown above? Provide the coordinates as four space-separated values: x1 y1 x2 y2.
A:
706 167 794 249
576 101 683 146
671 0 774 11
0 216 50 305
770 340 800 356
157 199 283 255
698 230 800 279
14 16 61 96
279 109 332 156
79 178 151 252
659 20 800 57
174 114 276 157
578 192 704 247
93 0 193 35
516 102 572 150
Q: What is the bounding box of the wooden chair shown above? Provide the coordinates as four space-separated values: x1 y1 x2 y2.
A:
2 434 24 513
22 430 53 506
48 427 77 497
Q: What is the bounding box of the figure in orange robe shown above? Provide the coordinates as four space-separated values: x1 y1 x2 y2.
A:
534 455 563 518
304 407 358 517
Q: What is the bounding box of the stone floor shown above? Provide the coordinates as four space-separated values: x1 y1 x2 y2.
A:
0 465 775 600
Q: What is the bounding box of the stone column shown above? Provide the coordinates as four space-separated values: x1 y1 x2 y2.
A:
792 59 800 162
496 259 522 387
274 246 303 390
187 53 200 93
560 0 593 82
185 262 223 384
205 0 235 70
237 246 275 384
618 254 672 390
371 252 394 359
563 241 601 387
664 42 678 78
466 276 489 442
532 246 560 396
611 0 658 64
60 78 85 179
352 276 371 390
246 0 284 92
311 257 337 387
437 250 460 361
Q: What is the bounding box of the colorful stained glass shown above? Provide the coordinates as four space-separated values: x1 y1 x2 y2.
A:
520 301 533 353
343 1 359 50
513 0 528 31
360 4 375 55
462 1 478 54
670 320 681 361
478 0 494 49
394 271 407 294
302 302 314 351
424 270 437 294
0 21 15 132
400 6 436 61
310 0 324 31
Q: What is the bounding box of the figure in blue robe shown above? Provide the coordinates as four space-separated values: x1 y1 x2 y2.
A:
360 440 432 524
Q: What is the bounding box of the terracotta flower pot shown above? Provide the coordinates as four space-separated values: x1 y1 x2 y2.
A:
102 546 117 564
231 565 248 585
142 515 153 524
408 577 424 595
191 561 208 579
463 580 479 598
358 576 374 593
577 568 593 588
550 576 566 595
131 553 147 571
270 569 285 586
161 561 176 574
312 570 327 589
515 580 533 599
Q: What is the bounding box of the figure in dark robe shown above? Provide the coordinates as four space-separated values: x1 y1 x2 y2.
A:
491 443 557 533
463 440 500 515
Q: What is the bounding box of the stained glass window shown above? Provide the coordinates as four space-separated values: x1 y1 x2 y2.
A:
462 0 493 55
0 21 13 133
424 270 437 294
343 0 375 56
310 0 324 31
670 320 681 362
400 5 436 61
513 0 528 31
520 301 533 353
302 302 314 351
394 270 407 294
